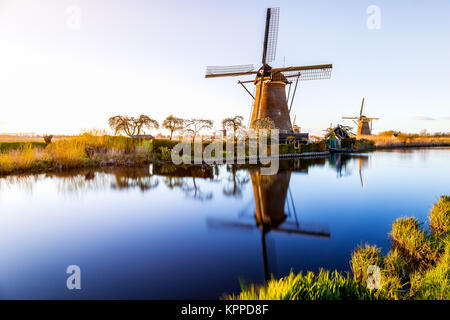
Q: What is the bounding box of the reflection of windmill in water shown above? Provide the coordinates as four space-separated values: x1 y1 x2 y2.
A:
342 98 379 136
328 154 369 188
207 168 330 281
357 156 369 188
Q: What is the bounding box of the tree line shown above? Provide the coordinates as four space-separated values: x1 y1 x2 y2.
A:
108 114 270 140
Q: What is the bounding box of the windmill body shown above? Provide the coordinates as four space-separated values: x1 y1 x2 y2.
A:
205 7 332 141
342 98 379 136
250 76 292 132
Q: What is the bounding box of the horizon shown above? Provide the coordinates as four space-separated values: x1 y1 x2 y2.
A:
1 0 449 136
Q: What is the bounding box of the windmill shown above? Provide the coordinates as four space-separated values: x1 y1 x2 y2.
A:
205 7 332 141
342 98 379 136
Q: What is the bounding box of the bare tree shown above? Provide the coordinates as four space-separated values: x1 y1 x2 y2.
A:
222 115 244 138
183 119 213 141
108 115 159 137
162 115 184 140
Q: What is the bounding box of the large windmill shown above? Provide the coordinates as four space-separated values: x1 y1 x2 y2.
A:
342 98 379 136
205 7 332 141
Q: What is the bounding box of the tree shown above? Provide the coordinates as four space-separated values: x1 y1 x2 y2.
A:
183 118 213 141
43 135 53 144
252 117 275 133
108 114 159 137
162 115 184 140
222 115 244 138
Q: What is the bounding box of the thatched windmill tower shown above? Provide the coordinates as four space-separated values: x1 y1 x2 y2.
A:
205 7 332 141
342 98 379 136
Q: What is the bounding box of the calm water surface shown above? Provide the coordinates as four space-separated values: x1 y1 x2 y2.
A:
0 148 449 299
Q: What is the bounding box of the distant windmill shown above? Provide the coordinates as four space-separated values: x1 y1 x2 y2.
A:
205 7 332 140
342 98 379 136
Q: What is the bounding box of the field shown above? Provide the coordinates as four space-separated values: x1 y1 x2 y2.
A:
363 134 450 149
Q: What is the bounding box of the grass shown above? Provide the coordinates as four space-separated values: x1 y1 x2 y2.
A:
229 195 450 300
0 142 46 153
390 217 440 269
429 195 450 236
0 132 153 174
227 270 380 300
365 134 450 149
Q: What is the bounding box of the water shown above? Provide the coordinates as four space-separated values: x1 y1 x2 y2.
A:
0 148 449 299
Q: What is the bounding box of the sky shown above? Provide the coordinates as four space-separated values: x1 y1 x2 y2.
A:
0 0 449 136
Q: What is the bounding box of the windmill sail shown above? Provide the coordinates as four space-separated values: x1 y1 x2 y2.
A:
205 64 256 78
262 7 280 64
272 64 333 81
360 98 365 117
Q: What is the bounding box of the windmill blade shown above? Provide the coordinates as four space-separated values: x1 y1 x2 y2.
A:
262 7 280 64
342 116 359 119
205 64 257 78
272 64 333 81
360 98 365 117
206 217 330 238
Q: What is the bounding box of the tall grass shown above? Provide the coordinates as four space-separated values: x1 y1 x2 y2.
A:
429 195 450 236
0 132 153 174
390 217 440 269
0 143 45 173
365 134 450 148
409 239 450 300
227 270 380 300
231 195 450 300
45 139 87 167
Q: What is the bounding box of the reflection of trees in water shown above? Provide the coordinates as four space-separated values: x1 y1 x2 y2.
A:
163 175 213 201
154 163 218 201
222 164 250 198
111 167 159 192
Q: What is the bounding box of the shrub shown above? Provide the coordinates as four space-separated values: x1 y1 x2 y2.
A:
152 139 178 154
341 138 356 149
43 135 53 144
279 144 296 154
160 146 171 161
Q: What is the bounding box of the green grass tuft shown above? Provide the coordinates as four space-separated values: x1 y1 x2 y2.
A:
429 195 450 237
226 270 381 300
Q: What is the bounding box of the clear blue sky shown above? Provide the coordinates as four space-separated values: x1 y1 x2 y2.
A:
0 0 449 135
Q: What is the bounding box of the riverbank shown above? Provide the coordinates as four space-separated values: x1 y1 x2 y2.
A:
1 133 450 176
227 196 450 300
0 135 327 175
